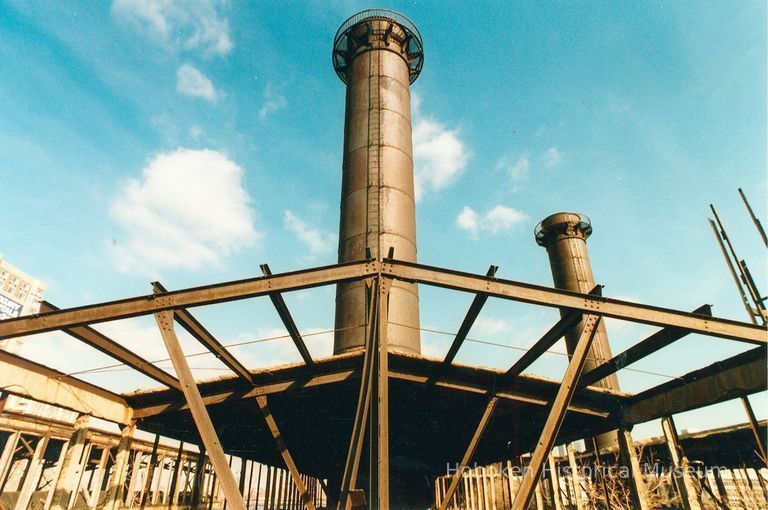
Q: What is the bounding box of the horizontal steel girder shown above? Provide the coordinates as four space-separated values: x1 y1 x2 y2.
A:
0 260 763 346
380 259 767 344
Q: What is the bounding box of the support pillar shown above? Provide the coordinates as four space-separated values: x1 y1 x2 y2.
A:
256 396 316 509
105 421 136 510
616 428 650 510
510 315 601 510
547 454 562 510
566 444 584 510
661 416 702 510
50 413 90 510
742 396 767 465
155 308 247 510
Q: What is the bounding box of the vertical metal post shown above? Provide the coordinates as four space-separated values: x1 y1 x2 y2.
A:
105 423 135 510
338 278 379 509
710 206 767 324
140 433 161 509
616 428 650 510
566 444 584 510
661 416 702 510
741 396 767 465
739 187 768 247
167 441 184 509
190 450 207 509
591 438 612 510
510 315 601 510
14 435 49 510
154 309 247 510
374 277 390 509
50 414 90 510
547 454 562 510
255 396 315 509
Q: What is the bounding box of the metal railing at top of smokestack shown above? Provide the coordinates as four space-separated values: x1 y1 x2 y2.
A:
534 213 593 246
332 8 424 84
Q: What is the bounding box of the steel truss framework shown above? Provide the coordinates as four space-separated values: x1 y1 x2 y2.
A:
0 258 765 509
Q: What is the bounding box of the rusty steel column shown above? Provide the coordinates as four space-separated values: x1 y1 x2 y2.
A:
535 212 620 449
332 9 424 355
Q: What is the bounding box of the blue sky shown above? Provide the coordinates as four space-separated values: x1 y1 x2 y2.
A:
1 1 765 439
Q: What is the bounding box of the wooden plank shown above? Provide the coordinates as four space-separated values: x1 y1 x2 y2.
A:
510 315 601 510
154 310 246 510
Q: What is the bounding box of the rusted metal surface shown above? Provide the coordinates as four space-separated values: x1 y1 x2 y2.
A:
622 346 767 424
333 11 422 356
435 265 498 375
579 304 712 388
0 349 132 424
511 315 601 510
154 310 246 510
41 301 181 390
338 281 378 509
256 395 316 510
0 260 375 339
741 396 767 466
153 281 255 385
260 264 315 369
381 259 768 343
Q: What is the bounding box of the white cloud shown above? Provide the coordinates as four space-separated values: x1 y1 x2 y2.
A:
497 154 530 182
483 205 528 234
283 210 335 256
112 0 233 57
411 93 469 200
110 148 261 273
543 147 564 168
473 316 510 335
456 205 528 239
259 85 287 120
177 64 216 101
456 206 481 240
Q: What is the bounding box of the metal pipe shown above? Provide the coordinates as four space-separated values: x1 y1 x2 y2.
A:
739 187 768 247
332 9 424 355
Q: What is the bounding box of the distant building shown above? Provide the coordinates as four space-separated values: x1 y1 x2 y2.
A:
0 255 72 421
0 254 46 353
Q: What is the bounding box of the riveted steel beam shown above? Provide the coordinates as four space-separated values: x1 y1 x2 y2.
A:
0 260 377 339
381 259 766 344
40 301 180 390
153 281 254 385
